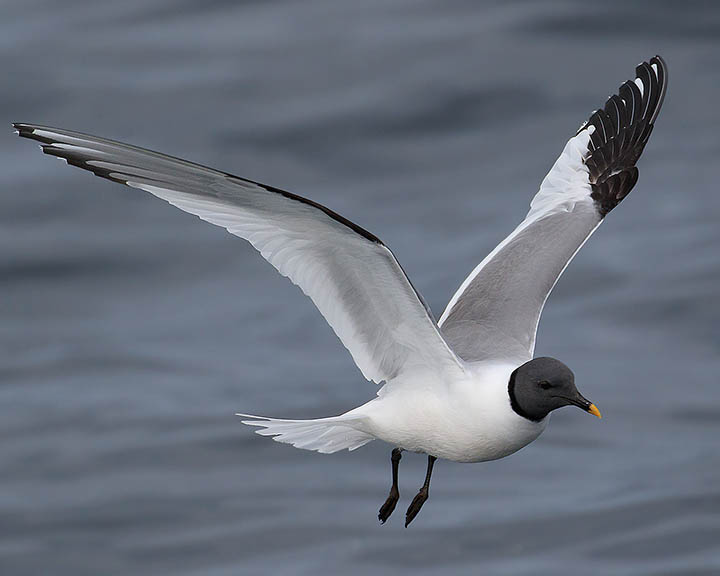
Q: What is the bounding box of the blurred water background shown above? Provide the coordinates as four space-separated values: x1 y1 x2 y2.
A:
1 1 719 574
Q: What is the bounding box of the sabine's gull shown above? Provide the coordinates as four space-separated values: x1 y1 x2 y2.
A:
14 55 667 526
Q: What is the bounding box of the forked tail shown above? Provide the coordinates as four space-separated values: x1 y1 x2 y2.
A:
237 413 374 454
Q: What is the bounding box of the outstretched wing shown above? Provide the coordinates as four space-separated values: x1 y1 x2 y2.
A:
15 124 466 384
439 55 668 364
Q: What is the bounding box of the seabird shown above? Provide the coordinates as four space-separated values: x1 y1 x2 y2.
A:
14 55 667 527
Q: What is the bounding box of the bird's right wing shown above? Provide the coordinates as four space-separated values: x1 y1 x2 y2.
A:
15 124 467 385
439 56 667 364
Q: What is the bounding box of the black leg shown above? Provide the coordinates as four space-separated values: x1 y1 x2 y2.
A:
405 455 436 527
378 448 402 523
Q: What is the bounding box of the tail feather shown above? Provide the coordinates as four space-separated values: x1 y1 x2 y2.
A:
237 413 374 454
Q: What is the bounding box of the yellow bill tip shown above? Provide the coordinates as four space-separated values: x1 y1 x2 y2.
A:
588 403 602 419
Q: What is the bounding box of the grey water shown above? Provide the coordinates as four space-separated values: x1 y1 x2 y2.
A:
1 1 719 574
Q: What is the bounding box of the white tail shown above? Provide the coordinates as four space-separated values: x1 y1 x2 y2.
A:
237 413 374 454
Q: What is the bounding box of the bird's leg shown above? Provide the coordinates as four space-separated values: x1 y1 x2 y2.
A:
378 448 403 523
405 455 436 527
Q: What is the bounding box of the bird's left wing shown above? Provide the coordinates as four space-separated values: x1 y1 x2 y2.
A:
15 124 466 385
439 55 667 364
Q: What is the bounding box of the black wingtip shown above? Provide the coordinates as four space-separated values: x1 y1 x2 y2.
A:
648 55 668 124
13 123 48 142
13 122 31 136
581 55 667 217
13 123 66 148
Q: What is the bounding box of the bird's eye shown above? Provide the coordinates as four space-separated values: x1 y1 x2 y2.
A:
539 381 552 390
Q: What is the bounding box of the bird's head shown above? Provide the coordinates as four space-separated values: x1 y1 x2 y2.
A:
508 357 601 422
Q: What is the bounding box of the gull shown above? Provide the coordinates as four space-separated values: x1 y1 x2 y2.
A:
14 55 667 527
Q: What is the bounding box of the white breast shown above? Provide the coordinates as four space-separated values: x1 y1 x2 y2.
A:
357 362 548 463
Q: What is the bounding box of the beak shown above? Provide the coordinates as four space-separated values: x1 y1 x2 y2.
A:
586 403 602 419
568 392 602 419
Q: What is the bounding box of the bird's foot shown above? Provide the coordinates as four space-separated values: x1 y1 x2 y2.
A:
404 487 429 527
378 486 399 523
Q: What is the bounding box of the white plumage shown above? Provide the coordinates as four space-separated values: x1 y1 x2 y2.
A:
14 54 667 524
13 122 598 461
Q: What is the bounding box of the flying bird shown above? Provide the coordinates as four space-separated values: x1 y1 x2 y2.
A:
14 55 667 527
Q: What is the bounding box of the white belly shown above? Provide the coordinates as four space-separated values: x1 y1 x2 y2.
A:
356 362 548 463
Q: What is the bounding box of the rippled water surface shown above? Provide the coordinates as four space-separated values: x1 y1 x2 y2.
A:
2 1 720 574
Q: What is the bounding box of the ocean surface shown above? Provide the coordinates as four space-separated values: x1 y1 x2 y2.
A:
2 1 719 574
